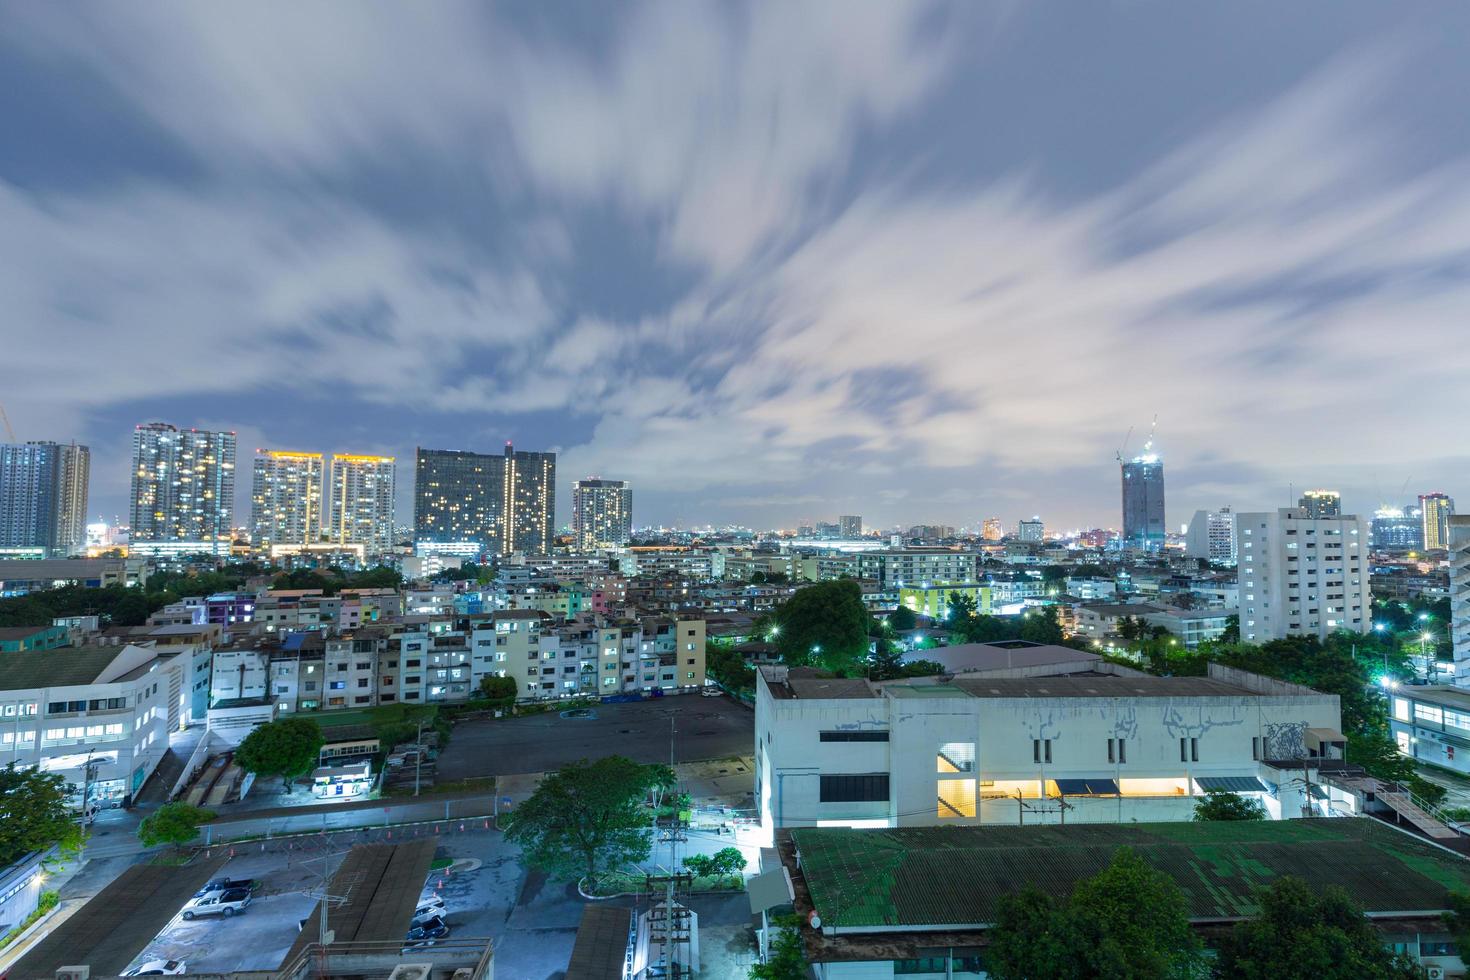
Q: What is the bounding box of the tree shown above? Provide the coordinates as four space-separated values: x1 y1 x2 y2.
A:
1193 790 1266 821
887 604 917 632
987 848 1201 980
234 717 324 794
1216 877 1419 979
0 765 81 866
689 845 747 884
987 887 1084 980
503 756 673 887
773 581 870 672
478 674 519 709
749 915 809 980
138 802 216 848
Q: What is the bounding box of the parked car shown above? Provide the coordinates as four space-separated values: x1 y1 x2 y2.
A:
123 961 186 976
700 687 722 698
194 877 254 898
404 916 449 943
412 907 449 929
181 888 251 920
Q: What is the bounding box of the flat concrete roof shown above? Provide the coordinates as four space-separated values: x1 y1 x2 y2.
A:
9 855 226 978
941 674 1258 699
901 642 1099 674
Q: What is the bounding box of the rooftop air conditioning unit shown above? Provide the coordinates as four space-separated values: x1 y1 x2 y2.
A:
55 969 90 980
1425 968 1445 980
387 965 433 980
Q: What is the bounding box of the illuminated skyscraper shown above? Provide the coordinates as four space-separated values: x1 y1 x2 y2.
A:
1017 518 1044 542
981 518 1003 542
572 479 632 551
130 423 236 547
1421 492 1455 551
1185 507 1236 565
1121 447 1166 551
0 441 89 555
413 443 555 556
328 454 396 557
250 450 324 550
1298 490 1341 519
838 515 863 537
1370 507 1422 551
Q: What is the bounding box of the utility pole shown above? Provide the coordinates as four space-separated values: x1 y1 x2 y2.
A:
413 716 425 797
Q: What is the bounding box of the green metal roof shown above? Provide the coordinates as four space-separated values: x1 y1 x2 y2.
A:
790 819 1470 928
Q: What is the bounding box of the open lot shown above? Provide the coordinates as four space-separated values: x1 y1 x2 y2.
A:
437 694 754 781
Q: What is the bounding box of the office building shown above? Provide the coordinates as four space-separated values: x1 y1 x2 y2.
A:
1422 492 1455 551
981 518 1003 542
1372 507 1423 552
0 442 89 555
1298 489 1341 518
250 450 324 551
1185 507 1236 565
1236 507 1370 643
571 479 633 551
1121 450 1166 550
755 658 1344 831
1016 518 1044 543
413 444 555 556
129 423 236 548
838 515 862 537
328 455 396 558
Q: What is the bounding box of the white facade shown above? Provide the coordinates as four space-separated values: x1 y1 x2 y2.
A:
250 450 324 550
755 662 1344 834
571 479 633 552
328 454 396 558
1450 515 1470 688
1185 507 1236 565
0 644 182 805
1235 507 1370 643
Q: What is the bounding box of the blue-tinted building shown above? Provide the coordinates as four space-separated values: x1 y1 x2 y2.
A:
1121 453 1166 551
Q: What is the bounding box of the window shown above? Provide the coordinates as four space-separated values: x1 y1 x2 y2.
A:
895 958 948 975
1033 739 1051 764
938 742 975 773
1415 704 1444 725
1118 739 1126 764
357 678 369 688
938 778 977 818
1252 737 1260 761
818 773 889 803
820 731 889 742
329 681 345 691
406 659 421 668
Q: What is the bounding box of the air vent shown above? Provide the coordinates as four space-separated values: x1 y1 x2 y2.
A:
388 965 434 980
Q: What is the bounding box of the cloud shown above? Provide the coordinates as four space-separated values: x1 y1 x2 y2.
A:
4 7 1470 529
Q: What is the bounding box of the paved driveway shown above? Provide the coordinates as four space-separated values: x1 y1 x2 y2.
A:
437 695 754 781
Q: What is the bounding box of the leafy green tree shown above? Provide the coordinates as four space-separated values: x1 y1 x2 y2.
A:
0 765 81 866
1444 890 1470 953
946 592 978 623
1018 606 1066 645
706 645 756 696
1192 790 1266 821
137 802 216 848
1216 877 1419 979
887 604 917 631
708 845 747 881
503 756 673 887
987 887 1084 980
478 674 519 709
773 581 869 672
749 915 809 980
987 848 1200 980
234 717 325 794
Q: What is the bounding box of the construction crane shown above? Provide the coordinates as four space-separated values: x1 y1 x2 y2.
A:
1141 414 1159 456
0 403 15 443
1114 426 1133 464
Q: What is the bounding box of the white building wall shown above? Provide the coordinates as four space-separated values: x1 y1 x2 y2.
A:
1236 507 1370 643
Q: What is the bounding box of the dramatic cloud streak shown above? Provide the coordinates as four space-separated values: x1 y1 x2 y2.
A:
2 2 1467 529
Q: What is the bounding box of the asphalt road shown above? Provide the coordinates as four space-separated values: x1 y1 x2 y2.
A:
437 695 754 781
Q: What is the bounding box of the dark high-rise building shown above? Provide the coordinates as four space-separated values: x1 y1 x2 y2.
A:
0 441 90 555
1121 451 1166 551
1298 490 1342 519
413 443 555 556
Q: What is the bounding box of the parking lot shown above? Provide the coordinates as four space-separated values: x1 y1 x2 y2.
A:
115 824 756 980
437 693 754 781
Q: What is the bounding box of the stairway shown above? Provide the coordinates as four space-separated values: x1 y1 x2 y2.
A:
1376 789 1460 840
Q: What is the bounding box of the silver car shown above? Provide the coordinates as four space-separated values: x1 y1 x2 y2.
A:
181 887 251 920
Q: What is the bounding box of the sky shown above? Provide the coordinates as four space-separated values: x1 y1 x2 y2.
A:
4 2 1470 533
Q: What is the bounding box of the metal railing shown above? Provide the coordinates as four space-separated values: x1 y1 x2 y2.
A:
275 937 493 980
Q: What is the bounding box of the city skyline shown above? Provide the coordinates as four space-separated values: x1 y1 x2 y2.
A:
7 5 1470 530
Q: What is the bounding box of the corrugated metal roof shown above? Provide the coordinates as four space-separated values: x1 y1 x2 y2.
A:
790 820 1470 929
